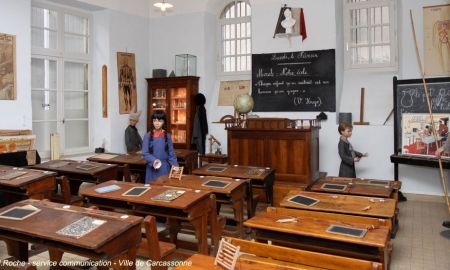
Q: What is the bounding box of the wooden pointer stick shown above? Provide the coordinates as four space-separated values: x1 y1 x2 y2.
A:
410 10 450 213
102 65 108 118
354 87 369 125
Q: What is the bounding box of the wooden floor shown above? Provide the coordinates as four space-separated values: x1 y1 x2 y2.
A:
0 196 448 270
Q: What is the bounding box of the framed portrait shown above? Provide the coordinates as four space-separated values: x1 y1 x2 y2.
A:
117 52 137 114
424 4 450 76
401 113 450 158
0 33 16 100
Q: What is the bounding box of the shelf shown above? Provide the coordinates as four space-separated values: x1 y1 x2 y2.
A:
171 108 186 110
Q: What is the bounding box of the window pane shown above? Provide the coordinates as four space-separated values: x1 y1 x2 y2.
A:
224 24 229 39
237 56 241 71
373 7 381 25
241 40 246 55
382 6 389 24
352 47 369 64
247 22 251 37
247 39 251 54
31 58 56 89
382 26 390 42
65 34 88 54
247 56 251 70
372 26 382 44
65 120 89 149
230 40 235 56
351 27 368 45
33 121 57 154
237 1 241 17
237 39 241 54
372 45 390 63
65 14 88 35
32 90 57 120
356 9 367 26
64 62 88 90
225 41 230 56
230 4 235 18
230 57 235 72
241 56 247 71
64 92 88 118
230 24 235 39
31 7 57 29
31 28 57 49
237 23 241 38
241 23 246 38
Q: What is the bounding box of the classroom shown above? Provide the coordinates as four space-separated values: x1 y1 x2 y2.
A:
0 0 449 269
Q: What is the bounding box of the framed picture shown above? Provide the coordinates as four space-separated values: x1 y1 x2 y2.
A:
0 33 16 100
117 52 137 114
169 166 184 180
401 113 450 158
424 4 450 76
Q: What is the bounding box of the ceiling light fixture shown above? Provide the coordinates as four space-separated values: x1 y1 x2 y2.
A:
154 0 173 12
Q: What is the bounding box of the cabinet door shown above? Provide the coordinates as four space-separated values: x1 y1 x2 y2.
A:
151 88 168 112
169 86 187 145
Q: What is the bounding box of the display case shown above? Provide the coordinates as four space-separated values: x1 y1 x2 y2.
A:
146 76 199 149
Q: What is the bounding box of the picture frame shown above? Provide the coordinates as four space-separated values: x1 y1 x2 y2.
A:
0 33 16 100
117 52 137 114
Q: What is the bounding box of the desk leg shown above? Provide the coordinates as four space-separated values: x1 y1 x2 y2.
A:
208 194 222 255
109 247 137 270
231 198 244 238
191 214 209 255
167 218 181 244
246 182 255 219
5 239 28 261
48 248 63 269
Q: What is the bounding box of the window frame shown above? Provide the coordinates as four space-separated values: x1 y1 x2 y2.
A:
343 0 398 71
217 0 252 79
31 1 92 158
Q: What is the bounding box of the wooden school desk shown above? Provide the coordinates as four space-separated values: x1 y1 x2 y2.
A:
308 176 401 201
152 174 248 237
80 180 213 254
192 164 275 205
87 150 199 178
0 165 56 202
29 160 118 195
280 190 398 237
0 199 142 270
174 237 384 270
244 207 391 268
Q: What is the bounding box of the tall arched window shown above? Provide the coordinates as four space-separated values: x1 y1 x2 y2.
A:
219 1 251 75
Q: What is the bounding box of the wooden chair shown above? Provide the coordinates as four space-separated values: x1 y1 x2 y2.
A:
118 164 131 182
137 215 176 270
52 176 84 206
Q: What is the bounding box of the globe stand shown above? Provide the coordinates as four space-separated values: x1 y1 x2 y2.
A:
234 109 248 128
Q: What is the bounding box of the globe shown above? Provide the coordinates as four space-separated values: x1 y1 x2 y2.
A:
233 94 254 114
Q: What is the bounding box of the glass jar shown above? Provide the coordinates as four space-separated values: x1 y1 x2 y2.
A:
175 54 197 76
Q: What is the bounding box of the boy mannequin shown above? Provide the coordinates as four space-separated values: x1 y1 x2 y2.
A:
125 110 143 153
338 122 368 177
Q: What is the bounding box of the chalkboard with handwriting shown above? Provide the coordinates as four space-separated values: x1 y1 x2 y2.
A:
251 49 335 112
393 76 450 153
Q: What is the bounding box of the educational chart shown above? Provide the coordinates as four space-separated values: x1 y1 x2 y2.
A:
251 49 335 112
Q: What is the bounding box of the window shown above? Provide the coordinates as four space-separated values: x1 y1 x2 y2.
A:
31 3 91 158
343 0 397 70
219 1 252 75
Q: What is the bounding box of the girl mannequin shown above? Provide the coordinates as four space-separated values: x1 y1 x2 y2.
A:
142 111 178 183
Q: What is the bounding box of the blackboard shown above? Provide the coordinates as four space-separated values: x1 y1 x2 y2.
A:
393 76 450 153
251 49 336 112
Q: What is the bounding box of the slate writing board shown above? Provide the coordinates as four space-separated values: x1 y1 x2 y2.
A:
76 163 99 170
202 180 230 188
122 187 150 196
252 49 336 112
288 195 319 206
0 207 40 220
320 183 347 191
207 167 227 172
326 224 367 238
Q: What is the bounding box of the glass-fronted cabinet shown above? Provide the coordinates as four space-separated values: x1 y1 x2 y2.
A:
146 76 199 149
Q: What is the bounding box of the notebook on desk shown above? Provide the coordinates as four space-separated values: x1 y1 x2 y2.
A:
152 190 185 201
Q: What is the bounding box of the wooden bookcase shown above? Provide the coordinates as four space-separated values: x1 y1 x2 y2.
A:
145 76 199 149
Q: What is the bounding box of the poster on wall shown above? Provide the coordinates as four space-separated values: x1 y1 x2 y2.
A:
401 113 450 158
424 4 450 76
117 52 137 114
218 80 250 106
0 33 16 100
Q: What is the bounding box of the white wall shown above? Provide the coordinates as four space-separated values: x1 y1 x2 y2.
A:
0 0 31 130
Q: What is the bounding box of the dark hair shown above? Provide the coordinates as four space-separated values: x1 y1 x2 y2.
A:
338 122 353 134
148 110 169 153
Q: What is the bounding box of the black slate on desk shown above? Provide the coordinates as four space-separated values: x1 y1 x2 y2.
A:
252 49 336 112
